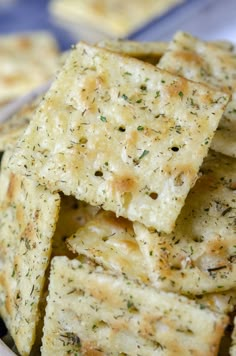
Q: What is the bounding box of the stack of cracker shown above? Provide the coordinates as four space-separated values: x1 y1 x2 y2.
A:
0 32 236 355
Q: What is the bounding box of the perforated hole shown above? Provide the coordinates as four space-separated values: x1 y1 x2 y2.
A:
171 146 179 152
140 84 147 91
118 126 126 132
127 301 139 314
149 192 158 200
94 171 103 177
102 236 109 242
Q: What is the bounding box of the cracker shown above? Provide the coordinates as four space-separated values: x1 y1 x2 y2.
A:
0 31 59 105
158 31 236 157
97 39 167 64
0 149 60 355
0 95 42 151
10 42 229 233
49 0 182 37
67 209 236 313
158 31 236 92
135 150 236 295
41 256 228 356
67 210 149 283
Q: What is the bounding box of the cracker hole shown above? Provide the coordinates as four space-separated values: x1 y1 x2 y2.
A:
118 126 126 132
171 146 179 152
193 236 204 243
127 301 139 314
102 236 109 242
149 192 158 200
95 170 103 177
140 84 147 91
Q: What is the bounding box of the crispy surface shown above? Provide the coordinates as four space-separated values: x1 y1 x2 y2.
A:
67 210 149 283
158 31 236 157
10 42 229 233
41 256 228 356
0 32 59 105
0 149 60 355
49 0 182 37
135 150 236 295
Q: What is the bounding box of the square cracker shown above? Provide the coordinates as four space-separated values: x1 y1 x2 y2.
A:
49 0 182 37
0 149 60 355
158 31 236 94
10 42 229 233
0 31 59 106
67 210 149 283
158 31 236 157
135 150 236 295
41 256 228 356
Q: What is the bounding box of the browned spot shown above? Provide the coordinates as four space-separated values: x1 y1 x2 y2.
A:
164 164 196 185
126 129 138 147
111 319 128 335
229 182 236 190
7 173 19 201
139 314 158 338
20 222 35 242
91 2 106 15
3 74 24 86
119 238 140 253
17 37 32 50
204 236 229 257
16 204 25 227
165 76 189 99
82 342 104 356
110 174 137 194
174 50 205 67
88 281 121 308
